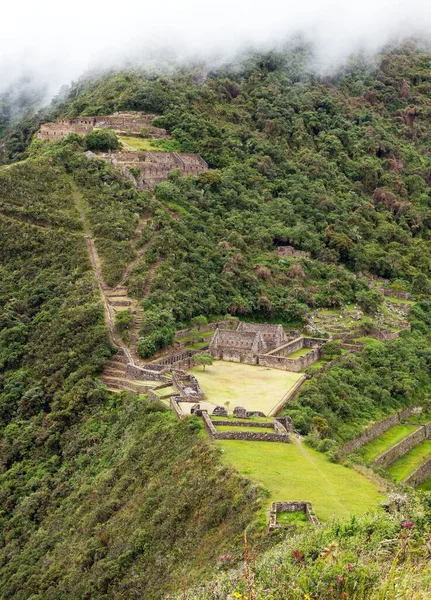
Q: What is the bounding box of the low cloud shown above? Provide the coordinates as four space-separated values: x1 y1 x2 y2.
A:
2 0 431 102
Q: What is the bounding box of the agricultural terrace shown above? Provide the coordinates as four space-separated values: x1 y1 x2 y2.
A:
217 437 384 521
117 135 181 153
190 361 302 415
388 440 431 482
361 424 420 462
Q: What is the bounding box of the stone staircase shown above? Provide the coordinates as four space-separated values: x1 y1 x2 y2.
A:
100 351 156 393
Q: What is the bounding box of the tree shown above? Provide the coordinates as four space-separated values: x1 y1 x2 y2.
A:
191 315 208 330
194 353 213 370
84 129 121 152
321 341 342 360
356 290 383 315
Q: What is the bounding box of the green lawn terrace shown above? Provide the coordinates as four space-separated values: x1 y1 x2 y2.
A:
217 437 384 521
360 423 420 463
189 361 303 416
388 440 431 482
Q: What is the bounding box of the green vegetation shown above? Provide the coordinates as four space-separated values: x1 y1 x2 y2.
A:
388 440 431 481
180 494 431 599
2 42 431 599
84 129 121 151
285 331 431 442
276 510 309 525
191 361 302 415
361 424 419 462
194 352 213 370
216 438 383 521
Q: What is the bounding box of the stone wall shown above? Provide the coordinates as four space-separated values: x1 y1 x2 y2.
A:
339 406 423 455
170 397 186 420
374 421 431 468
258 348 321 372
37 112 169 141
403 456 431 487
125 362 164 382
211 420 273 428
275 246 311 259
269 501 319 529
383 289 411 300
201 411 289 442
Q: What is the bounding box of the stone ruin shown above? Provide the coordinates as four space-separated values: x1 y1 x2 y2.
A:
101 150 208 189
212 406 228 417
275 246 311 259
37 112 169 140
209 322 325 372
233 406 248 419
269 501 320 529
201 411 290 442
37 112 209 189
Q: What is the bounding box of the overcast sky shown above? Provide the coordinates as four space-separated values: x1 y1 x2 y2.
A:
1 0 431 98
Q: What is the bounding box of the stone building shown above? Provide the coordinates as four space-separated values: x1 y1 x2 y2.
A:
209 322 324 372
37 112 169 141
100 150 208 189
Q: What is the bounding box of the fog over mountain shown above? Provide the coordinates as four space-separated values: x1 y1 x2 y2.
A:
2 0 431 102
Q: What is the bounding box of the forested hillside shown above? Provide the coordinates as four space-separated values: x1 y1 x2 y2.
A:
1 41 431 599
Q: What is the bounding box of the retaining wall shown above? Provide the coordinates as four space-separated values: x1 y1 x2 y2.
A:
211 420 273 428
339 406 422 455
403 457 431 487
170 397 186 420
374 421 431 468
125 363 164 381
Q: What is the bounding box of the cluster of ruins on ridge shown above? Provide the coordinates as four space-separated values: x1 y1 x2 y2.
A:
37 111 208 189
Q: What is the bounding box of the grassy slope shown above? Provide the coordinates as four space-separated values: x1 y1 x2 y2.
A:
361 424 419 462
216 437 383 521
191 362 302 414
0 399 264 600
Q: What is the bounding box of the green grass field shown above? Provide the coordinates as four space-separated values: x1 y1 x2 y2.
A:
361 424 419 462
287 348 313 358
417 477 431 492
118 135 181 152
217 438 384 521
276 511 308 526
191 361 302 415
387 440 431 482
214 425 273 433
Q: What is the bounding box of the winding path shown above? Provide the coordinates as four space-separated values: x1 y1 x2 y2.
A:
70 182 133 363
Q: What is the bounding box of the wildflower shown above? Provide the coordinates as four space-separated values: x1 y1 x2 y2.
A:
401 520 414 529
233 593 242 599
345 563 354 571
337 575 344 583
273 564 279 571
304 594 312 600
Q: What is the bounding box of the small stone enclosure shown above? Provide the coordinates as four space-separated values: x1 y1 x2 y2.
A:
209 322 325 372
269 501 320 529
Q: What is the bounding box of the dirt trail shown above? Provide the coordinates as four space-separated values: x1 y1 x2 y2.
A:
290 436 346 513
70 182 133 363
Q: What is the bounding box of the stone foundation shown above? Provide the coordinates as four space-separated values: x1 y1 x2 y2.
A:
201 411 289 442
269 501 319 529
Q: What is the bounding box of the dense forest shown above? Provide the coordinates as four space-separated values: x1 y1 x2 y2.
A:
1 41 431 598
